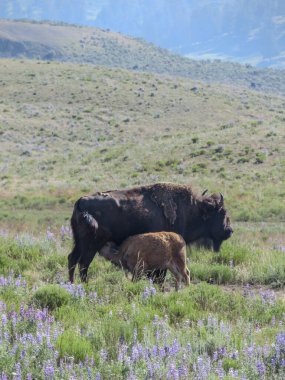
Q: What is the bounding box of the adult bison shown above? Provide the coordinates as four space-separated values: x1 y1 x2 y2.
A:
68 182 233 283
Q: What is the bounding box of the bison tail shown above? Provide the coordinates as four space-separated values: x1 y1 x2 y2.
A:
80 211 98 231
71 199 98 240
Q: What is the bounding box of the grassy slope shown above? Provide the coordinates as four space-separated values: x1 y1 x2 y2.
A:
0 57 285 378
0 59 284 231
1 19 285 97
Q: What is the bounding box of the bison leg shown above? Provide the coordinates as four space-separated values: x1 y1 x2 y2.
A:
174 273 183 291
78 247 96 283
169 257 189 291
149 269 167 286
183 267 191 286
68 246 81 283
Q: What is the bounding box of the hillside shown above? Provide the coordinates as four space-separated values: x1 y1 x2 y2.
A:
0 59 284 231
1 19 285 97
1 0 285 68
1 59 285 380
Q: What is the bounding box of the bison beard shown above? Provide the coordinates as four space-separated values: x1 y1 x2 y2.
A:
68 183 233 283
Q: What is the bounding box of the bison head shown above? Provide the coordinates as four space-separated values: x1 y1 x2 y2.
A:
200 193 233 252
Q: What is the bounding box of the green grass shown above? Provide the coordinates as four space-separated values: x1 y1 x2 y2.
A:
1 230 285 378
0 52 285 378
0 59 285 232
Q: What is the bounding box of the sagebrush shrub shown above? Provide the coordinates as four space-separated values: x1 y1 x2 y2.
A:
32 284 71 310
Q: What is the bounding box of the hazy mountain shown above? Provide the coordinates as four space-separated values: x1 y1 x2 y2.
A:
1 19 285 97
1 0 285 68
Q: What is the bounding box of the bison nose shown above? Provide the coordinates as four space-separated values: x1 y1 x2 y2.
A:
225 228 233 238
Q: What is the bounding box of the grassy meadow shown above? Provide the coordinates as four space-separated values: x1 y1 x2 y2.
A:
0 58 285 378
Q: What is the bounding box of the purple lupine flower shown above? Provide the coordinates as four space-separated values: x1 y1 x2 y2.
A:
167 362 179 380
142 286 151 299
131 344 141 362
1 313 7 327
178 364 188 378
15 362 21 380
152 345 158 357
276 332 285 348
231 350 239 360
256 360 266 377
88 291 97 302
158 346 166 359
86 367 92 379
169 339 180 357
118 343 128 363
215 360 225 379
259 289 276 305
218 346 227 358
60 225 72 241
46 227 55 241
150 283 156 296
197 319 204 328
228 368 239 378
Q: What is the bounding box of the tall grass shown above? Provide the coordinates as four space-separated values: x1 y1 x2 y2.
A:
0 230 285 378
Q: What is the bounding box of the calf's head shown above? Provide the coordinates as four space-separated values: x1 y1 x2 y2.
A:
200 193 233 252
99 241 119 257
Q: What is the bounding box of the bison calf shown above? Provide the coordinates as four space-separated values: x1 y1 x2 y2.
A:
99 232 190 290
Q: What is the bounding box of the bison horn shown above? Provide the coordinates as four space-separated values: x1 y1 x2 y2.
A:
202 189 208 196
219 193 224 205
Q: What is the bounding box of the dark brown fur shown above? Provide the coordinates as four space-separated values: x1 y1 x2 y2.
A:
68 182 233 282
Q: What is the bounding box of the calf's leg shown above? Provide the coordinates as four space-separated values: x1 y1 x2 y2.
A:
183 267 190 286
148 269 167 286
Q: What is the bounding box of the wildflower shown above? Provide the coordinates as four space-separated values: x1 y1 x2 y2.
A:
1 313 7 327
228 368 239 378
46 227 55 242
60 225 72 241
256 360 266 377
142 286 151 299
167 362 179 380
15 363 21 380
276 332 285 348
169 339 180 356
151 345 157 357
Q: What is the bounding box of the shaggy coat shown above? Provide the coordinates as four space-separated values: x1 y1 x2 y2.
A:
99 232 190 290
68 182 233 282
